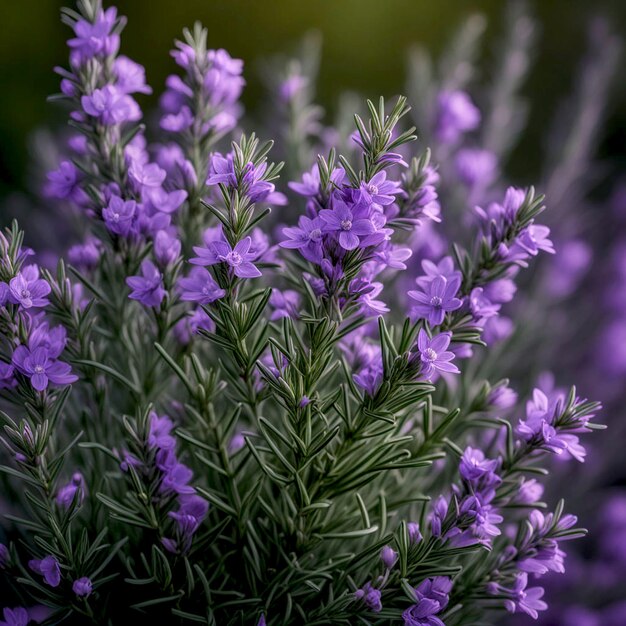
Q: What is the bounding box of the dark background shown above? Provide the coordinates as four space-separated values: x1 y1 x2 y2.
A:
1 0 625 200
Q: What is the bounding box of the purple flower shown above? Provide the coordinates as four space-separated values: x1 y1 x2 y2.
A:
380 545 398 569
129 161 167 189
102 196 137 237
55 472 86 509
0 543 9 568
455 148 498 189
517 478 544 504
81 85 140 125
0 608 29 626
436 90 480 143
354 582 382 613
459 447 500 486
414 258 462 293
319 201 375 251
162 494 209 554
72 576 93 597
153 230 181 266
286 164 320 194
358 171 400 208
415 577 452 610
68 237 101 271
45 160 85 201
113 56 151 94
28 322 67 358
429 496 448 537
29 555 61 587
408 522 423 544
8 267 50 309
143 187 188 214
506 224 555 265
408 275 462 326
416 330 459 379
280 216 325 263
402 599 445 626
149 412 176 450
126 260 166 307
269 289 300 320
12 346 78 391
67 7 120 64
191 237 262 278
178 267 226 304
0 362 15 390
501 573 547 619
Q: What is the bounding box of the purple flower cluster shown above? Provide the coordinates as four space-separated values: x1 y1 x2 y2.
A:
402 576 452 626
161 43 244 137
0 238 78 394
516 388 599 462
141 412 208 554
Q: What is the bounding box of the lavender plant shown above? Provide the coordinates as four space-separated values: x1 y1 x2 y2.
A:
0 2 608 625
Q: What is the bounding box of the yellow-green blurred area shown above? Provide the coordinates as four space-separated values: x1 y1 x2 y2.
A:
1 0 625 193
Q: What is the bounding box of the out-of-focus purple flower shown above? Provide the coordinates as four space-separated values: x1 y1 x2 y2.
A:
153 230 181 266
0 607 29 626
28 555 61 587
455 148 498 189
435 90 480 143
354 581 382 613
129 161 167 190
149 412 176 451
269 289 300 320
488 383 518 409
0 543 9 568
517 478 544 504
102 196 136 237
126 260 166 307
45 161 86 202
55 472 86 509
72 576 93 597
12 346 78 391
415 330 459 379
114 56 151 94
8 267 51 309
68 237 101 271
191 236 262 278
408 274 462 326
288 168 319 196
0 362 15 390
279 73 308 103
546 239 592 298
178 267 226 305
483 315 514 345
143 187 188 214
81 85 140 125
416 257 461 288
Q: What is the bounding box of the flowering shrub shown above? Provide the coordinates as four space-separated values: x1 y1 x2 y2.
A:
0 1 609 624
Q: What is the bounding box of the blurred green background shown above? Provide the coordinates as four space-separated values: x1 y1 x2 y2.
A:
1 0 625 197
